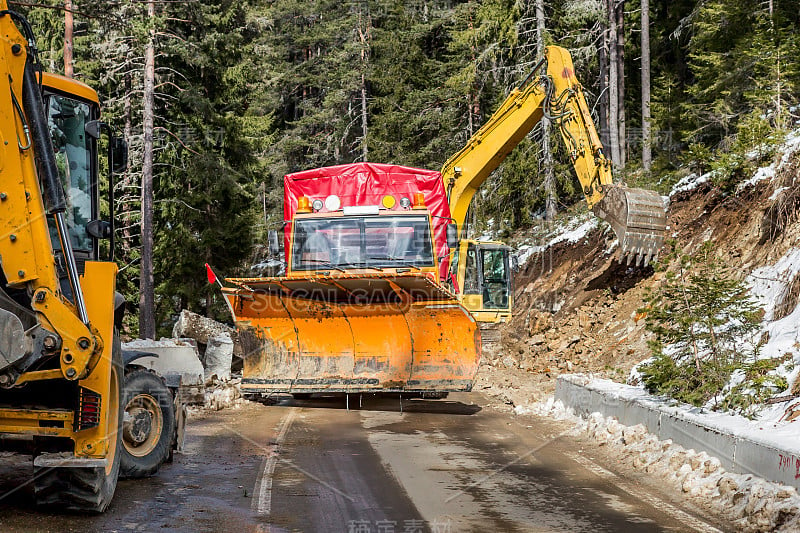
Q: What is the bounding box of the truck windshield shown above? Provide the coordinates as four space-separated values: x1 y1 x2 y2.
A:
47 94 94 252
292 215 435 271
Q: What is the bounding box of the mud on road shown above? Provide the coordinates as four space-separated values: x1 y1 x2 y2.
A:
0 393 727 532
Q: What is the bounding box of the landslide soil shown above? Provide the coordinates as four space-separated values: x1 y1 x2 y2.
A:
478 153 800 409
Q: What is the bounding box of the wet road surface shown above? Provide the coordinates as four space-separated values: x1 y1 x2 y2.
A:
0 393 727 532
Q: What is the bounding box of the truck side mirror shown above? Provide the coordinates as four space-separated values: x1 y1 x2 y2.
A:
446 223 459 250
268 230 280 256
111 137 128 174
511 254 520 272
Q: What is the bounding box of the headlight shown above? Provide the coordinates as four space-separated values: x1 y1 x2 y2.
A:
324 195 341 211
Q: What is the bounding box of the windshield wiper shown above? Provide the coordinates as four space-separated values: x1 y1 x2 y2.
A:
342 262 384 272
297 258 346 273
367 256 424 271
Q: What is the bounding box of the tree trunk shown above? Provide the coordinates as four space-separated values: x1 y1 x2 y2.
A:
598 36 610 150
63 0 73 77
122 71 132 245
607 0 621 166
641 0 652 172
535 0 556 220
615 0 626 169
139 3 156 339
358 10 369 161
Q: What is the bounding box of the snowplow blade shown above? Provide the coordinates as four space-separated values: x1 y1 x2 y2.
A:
222 273 481 395
592 185 667 266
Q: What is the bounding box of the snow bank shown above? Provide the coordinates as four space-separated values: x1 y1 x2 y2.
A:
740 248 800 422
572 376 800 456
524 396 800 532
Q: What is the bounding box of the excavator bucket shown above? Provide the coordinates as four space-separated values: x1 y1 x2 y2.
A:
222 273 481 395
591 185 667 266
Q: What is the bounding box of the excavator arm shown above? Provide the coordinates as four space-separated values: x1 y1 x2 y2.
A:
442 45 666 265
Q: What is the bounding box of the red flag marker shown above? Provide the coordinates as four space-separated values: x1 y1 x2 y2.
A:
205 263 220 286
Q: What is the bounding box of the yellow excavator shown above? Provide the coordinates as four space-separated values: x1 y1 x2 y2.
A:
443 46 667 325
0 5 182 512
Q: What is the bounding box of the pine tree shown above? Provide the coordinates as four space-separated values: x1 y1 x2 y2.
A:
640 242 764 408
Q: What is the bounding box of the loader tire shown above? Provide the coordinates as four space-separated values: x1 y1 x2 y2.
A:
34 332 124 513
120 369 175 478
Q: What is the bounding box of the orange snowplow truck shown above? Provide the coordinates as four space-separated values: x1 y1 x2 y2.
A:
222 163 481 397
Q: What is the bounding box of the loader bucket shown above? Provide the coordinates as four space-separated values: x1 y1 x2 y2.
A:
592 185 667 266
222 273 481 395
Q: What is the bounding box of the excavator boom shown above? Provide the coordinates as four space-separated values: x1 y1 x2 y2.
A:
442 45 666 266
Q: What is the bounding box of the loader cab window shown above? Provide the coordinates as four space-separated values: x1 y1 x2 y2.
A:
480 247 510 309
46 94 96 254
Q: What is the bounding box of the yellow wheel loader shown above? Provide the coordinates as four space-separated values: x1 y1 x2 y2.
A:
0 5 186 511
443 45 668 327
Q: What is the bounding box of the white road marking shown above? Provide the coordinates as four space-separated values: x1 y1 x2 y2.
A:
565 452 722 533
252 408 298 516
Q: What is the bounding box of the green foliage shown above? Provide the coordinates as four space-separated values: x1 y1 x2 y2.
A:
709 109 780 191
19 0 800 336
719 356 790 417
639 345 736 408
638 242 787 415
681 143 713 176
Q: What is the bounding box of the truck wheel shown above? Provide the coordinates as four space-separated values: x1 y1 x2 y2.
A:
120 369 175 478
34 333 124 513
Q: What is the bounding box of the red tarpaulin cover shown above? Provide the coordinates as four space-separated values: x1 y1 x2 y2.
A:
283 163 452 281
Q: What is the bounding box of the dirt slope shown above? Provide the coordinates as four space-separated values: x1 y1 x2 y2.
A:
479 150 800 409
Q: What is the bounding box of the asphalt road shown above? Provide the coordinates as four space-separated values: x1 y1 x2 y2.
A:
0 393 728 532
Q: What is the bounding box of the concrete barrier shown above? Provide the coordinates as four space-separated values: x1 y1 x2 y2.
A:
555 374 800 489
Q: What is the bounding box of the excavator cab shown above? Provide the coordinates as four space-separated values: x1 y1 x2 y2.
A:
451 240 512 324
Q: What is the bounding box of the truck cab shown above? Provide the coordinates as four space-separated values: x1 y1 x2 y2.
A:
223 163 482 396
287 193 440 280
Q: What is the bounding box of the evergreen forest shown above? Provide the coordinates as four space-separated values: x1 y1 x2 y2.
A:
14 0 800 337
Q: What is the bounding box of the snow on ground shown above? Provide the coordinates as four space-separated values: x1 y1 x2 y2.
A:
477 217 499 242
673 130 800 197
779 129 800 167
671 172 712 196
517 397 800 532
514 215 600 265
738 128 800 193
620 247 800 431
739 164 777 192
748 248 800 321
741 248 800 422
